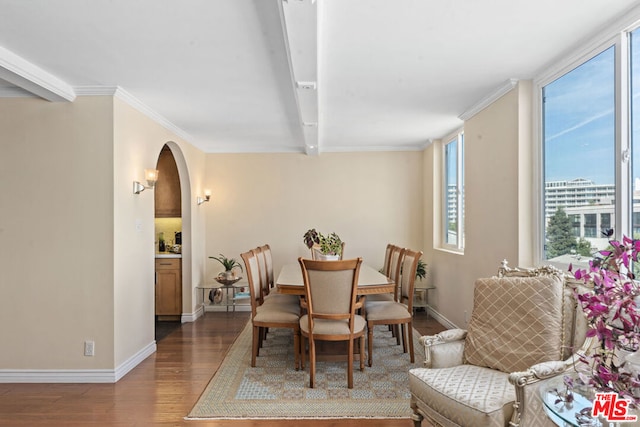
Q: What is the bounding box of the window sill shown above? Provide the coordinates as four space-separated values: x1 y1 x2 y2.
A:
436 247 464 256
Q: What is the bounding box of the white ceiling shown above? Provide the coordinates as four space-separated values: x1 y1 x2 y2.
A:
0 0 639 154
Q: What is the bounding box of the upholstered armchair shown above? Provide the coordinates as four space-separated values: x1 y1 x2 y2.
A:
409 261 594 427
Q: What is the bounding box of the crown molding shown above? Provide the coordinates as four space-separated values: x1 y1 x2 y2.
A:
73 85 194 145
0 86 37 98
458 78 519 121
323 143 430 153
0 45 76 102
74 86 118 96
114 88 194 144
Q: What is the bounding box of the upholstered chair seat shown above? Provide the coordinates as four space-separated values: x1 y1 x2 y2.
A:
254 296 301 316
299 315 366 336
254 304 301 324
262 293 300 306
365 301 411 322
410 364 515 427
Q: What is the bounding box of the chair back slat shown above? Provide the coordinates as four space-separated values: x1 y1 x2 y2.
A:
382 244 394 276
389 247 405 300
240 250 262 315
399 249 423 310
254 246 270 300
260 244 274 288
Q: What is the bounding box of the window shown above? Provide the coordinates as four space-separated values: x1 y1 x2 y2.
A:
539 23 640 264
570 214 581 237
584 214 598 238
600 213 611 234
443 132 464 250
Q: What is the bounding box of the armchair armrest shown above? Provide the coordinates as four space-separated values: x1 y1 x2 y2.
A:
507 337 597 427
419 328 467 368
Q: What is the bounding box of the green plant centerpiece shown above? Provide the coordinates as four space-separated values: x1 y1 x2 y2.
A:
303 228 343 260
209 253 243 280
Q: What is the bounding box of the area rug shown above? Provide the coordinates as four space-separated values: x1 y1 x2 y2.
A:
186 322 426 419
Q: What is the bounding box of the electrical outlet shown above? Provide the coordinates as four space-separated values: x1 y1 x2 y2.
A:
84 340 95 357
464 310 468 324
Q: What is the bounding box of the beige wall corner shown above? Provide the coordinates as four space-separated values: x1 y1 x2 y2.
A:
424 81 535 328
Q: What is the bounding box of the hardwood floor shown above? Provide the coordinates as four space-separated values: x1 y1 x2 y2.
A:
0 311 445 427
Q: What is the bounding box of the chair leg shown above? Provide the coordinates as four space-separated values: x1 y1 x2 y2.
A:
408 320 415 363
401 323 408 353
309 337 316 388
395 324 401 345
251 325 260 367
300 335 306 370
294 330 300 370
258 327 265 356
367 322 374 367
359 335 365 371
347 337 354 389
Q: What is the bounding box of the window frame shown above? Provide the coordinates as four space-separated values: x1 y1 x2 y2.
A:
534 19 640 268
441 130 465 252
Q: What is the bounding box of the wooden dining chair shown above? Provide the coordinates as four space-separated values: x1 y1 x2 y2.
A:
298 257 365 388
255 245 299 307
367 244 402 303
365 248 422 367
241 250 301 370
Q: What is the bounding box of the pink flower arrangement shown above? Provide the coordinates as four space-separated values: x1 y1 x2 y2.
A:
570 235 640 405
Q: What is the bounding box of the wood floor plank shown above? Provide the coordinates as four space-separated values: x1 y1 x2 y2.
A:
0 311 443 426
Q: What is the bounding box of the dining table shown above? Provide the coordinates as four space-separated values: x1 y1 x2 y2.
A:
276 262 395 295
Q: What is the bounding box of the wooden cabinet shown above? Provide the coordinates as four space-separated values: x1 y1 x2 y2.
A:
154 145 181 218
155 258 182 320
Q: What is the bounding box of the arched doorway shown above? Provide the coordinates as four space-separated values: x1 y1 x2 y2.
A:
153 142 192 341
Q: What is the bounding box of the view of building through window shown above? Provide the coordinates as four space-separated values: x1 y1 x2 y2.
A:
444 133 464 249
542 27 640 263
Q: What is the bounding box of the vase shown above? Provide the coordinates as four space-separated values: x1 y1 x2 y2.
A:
313 249 339 261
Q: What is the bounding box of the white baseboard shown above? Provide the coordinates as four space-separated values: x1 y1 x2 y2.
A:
0 342 157 383
426 306 459 330
182 307 202 323
204 304 251 312
114 341 156 382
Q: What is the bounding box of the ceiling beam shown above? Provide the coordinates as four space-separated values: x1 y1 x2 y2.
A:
278 0 319 155
0 45 75 102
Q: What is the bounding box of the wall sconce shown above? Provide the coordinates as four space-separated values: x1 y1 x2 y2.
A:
133 169 159 194
197 189 211 205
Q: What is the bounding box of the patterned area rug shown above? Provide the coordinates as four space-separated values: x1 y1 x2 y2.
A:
186 321 426 419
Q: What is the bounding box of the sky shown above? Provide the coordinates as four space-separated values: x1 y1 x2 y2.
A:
543 28 640 185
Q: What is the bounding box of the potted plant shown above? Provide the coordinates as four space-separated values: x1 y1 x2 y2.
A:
416 258 427 280
303 228 343 260
209 253 243 279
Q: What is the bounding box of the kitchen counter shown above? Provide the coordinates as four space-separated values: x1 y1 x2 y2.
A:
155 253 182 259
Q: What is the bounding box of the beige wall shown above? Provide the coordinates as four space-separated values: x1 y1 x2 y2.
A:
112 98 206 367
423 82 534 328
0 97 115 369
0 95 206 375
203 152 424 284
